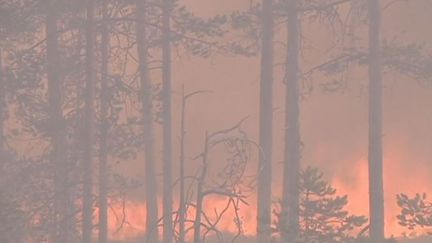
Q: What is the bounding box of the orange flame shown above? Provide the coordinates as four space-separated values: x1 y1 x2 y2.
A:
106 196 257 241
106 148 431 240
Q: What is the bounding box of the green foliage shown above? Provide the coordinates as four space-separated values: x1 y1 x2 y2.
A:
397 193 432 232
172 5 228 57
273 166 367 243
382 43 432 84
226 7 260 56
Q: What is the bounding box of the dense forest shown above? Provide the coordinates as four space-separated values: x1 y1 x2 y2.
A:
0 0 432 243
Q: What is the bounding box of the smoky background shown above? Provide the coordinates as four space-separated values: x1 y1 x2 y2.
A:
0 0 431 243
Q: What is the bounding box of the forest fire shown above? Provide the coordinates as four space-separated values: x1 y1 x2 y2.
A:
107 150 432 241
107 196 258 241
1 0 431 242
332 151 432 238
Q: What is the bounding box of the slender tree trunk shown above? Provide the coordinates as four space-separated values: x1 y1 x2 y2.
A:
46 6 68 242
0 49 5 154
193 192 203 243
179 89 207 243
98 0 109 242
136 1 160 242
281 0 300 242
368 0 385 241
257 0 274 242
0 48 6 203
179 87 186 243
193 132 209 243
83 0 95 242
162 0 173 242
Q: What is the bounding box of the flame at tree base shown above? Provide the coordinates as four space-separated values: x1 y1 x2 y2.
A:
105 154 432 241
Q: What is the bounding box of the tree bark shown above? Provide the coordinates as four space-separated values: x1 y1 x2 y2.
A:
281 0 300 242
45 4 69 242
162 0 174 242
0 49 5 155
136 1 160 242
83 0 95 242
98 0 109 242
368 0 385 241
179 88 186 243
257 0 274 242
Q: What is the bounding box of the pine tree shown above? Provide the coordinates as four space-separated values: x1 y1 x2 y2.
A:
396 193 432 232
275 167 367 243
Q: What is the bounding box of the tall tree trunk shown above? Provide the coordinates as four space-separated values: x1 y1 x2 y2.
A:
281 0 300 242
162 0 173 242
368 0 385 241
136 1 160 242
46 5 68 242
83 0 95 242
179 88 186 243
98 0 109 242
257 0 274 242
0 49 5 155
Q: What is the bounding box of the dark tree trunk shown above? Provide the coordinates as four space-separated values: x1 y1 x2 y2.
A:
368 0 385 241
281 0 300 242
162 0 174 242
179 88 186 243
83 0 95 242
45 5 69 242
136 0 160 242
257 0 274 242
98 0 109 242
0 49 5 155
